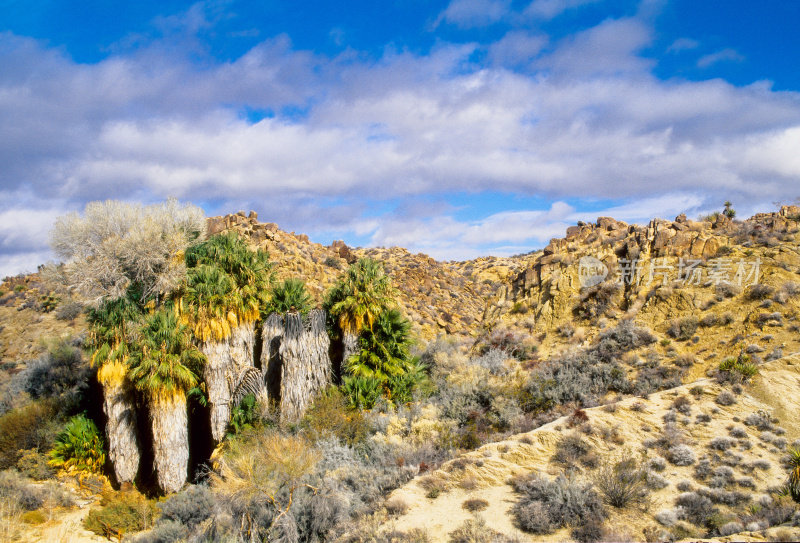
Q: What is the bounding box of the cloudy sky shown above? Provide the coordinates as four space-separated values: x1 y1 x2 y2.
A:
1 0 799 275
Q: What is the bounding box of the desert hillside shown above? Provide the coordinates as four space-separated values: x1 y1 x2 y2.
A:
1 204 799 543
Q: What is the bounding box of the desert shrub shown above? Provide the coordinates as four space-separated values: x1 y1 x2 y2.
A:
324 256 341 269
15 449 55 480
668 444 696 466
648 456 667 472
708 437 734 452
571 519 607 543
511 473 605 534
715 391 736 406
0 470 45 511
85 489 159 539
385 496 409 516
667 316 699 341
302 388 371 445
552 433 596 468
747 284 775 300
523 349 628 412
696 487 750 506
448 516 500 543
130 520 189 543
632 361 683 396
715 282 741 298
48 414 105 474
729 427 747 439
718 521 743 536
709 466 735 488
672 396 692 415
675 353 696 367
17 339 92 415
557 322 575 338
55 301 83 321
576 281 620 320
675 491 716 526
0 401 60 469
696 413 711 423
158 484 213 529
786 447 800 502
756 311 783 325
745 410 775 431
461 498 489 513
593 456 649 508
470 348 507 376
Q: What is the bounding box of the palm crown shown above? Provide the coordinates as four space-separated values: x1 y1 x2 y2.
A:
326 258 394 336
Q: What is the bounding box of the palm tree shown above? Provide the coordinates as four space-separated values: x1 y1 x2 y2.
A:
128 308 205 493
86 296 143 484
270 278 313 315
325 258 394 362
178 234 272 441
346 308 411 383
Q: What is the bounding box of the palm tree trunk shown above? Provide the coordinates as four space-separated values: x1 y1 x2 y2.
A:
279 310 332 422
101 378 140 484
260 313 284 402
342 330 359 365
150 392 189 494
202 324 256 442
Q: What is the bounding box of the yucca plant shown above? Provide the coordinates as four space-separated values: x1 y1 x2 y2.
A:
49 414 105 474
128 308 205 493
787 447 800 502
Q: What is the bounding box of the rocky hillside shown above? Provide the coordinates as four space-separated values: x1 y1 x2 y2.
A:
207 211 536 340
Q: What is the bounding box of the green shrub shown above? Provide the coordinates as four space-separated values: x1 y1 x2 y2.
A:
85 490 159 539
48 414 105 474
302 387 371 445
16 449 55 479
226 394 259 438
342 376 383 409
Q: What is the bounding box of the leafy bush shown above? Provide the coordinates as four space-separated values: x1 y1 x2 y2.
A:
16 449 55 479
342 375 383 409
85 489 159 539
747 284 775 300
575 281 620 320
448 517 501 543
512 473 606 534
461 498 489 512
718 355 759 383
48 414 105 474
130 520 189 543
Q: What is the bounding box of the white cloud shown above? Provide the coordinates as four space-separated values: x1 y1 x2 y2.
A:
524 0 602 20
435 0 511 29
697 48 744 68
667 37 699 53
1 10 800 272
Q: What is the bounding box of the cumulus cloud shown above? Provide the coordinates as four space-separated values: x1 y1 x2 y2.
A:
1 5 800 271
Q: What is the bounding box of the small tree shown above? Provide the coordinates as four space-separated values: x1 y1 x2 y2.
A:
49 199 206 302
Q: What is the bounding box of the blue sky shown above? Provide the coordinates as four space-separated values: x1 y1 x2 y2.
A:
1 0 800 275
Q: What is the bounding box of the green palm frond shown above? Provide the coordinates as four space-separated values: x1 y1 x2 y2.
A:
270 278 313 315
128 308 205 400
325 258 395 335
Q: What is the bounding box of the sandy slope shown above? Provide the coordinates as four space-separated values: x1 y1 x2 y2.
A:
390 355 800 542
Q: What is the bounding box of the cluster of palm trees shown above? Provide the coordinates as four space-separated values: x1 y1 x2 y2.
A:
86 230 423 493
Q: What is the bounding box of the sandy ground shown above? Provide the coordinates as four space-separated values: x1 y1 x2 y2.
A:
390 355 800 542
